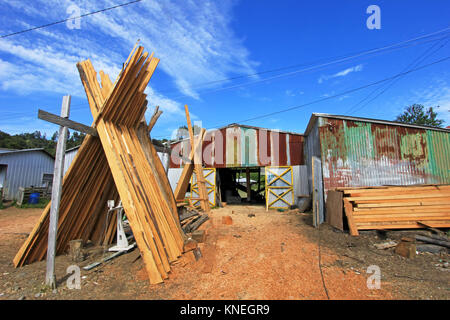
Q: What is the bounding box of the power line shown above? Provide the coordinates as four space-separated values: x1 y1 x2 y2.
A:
0 0 144 39
8 29 446 125
346 37 450 114
208 56 450 128
150 55 450 140
158 27 450 98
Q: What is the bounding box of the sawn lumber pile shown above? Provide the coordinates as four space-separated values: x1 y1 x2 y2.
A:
13 46 185 284
340 185 450 236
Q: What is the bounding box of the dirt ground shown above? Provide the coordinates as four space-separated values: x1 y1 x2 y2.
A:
0 204 448 300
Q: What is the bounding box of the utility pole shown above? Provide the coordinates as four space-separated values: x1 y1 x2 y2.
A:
45 95 71 288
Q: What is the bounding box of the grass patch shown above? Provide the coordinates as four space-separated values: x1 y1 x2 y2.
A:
17 198 50 209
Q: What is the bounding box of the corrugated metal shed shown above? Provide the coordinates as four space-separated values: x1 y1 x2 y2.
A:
305 113 450 194
0 149 55 200
169 123 304 168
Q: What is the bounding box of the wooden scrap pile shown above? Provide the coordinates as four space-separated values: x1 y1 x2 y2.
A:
179 207 209 233
14 46 185 284
340 184 450 236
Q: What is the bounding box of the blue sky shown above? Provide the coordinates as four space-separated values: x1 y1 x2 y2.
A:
0 0 449 140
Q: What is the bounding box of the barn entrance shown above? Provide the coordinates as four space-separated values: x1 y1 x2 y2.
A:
217 167 265 205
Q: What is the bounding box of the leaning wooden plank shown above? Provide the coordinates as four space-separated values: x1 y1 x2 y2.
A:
343 199 359 236
174 129 205 201
185 105 210 212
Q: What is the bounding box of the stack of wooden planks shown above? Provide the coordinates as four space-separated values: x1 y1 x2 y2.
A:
340 185 450 236
14 45 184 284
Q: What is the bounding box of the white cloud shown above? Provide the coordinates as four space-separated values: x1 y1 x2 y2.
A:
318 64 363 84
0 0 258 126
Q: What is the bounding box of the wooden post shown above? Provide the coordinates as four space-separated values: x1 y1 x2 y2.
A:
46 95 71 288
246 168 251 202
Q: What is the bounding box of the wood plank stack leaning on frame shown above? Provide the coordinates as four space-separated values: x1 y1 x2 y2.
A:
14 46 184 284
340 184 450 236
173 106 210 212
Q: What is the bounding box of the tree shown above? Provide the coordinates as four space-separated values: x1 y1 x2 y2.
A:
395 104 444 127
176 124 202 140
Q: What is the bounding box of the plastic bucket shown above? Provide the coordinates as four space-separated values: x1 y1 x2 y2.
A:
28 192 40 204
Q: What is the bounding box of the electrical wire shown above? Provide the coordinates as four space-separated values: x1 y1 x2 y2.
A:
0 0 144 39
346 37 450 115
207 56 450 128
150 55 450 140
163 30 450 100
158 29 450 96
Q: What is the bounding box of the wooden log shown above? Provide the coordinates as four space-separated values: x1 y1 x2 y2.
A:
69 239 85 263
184 215 209 233
415 235 450 248
416 244 448 254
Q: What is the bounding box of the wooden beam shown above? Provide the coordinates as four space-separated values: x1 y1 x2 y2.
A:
45 95 71 288
148 106 163 133
38 109 98 137
184 105 209 212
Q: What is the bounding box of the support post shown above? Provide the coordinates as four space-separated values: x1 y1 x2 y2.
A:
45 95 71 288
246 168 251 202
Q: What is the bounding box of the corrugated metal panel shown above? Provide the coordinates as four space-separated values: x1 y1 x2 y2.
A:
318 117 450 193
304 117 322 195
64 149 78 175
169 124 304 168
0 151 54 200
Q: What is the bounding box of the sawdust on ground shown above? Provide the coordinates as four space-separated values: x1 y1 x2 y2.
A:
0 205 448 300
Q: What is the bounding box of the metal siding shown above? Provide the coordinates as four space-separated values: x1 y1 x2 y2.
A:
0 151 54 200
304 118 322 195
240 127 258 167
318 116 450 193
170 125 304 168
64 149 78 175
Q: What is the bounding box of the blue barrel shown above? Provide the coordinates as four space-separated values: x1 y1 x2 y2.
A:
28 192 40 204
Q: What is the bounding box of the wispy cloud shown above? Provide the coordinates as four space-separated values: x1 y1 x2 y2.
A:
285 89 304 97
0 0 258 124
318 64 363 84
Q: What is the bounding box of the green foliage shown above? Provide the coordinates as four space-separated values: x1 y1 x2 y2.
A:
16 197 50 209
0 130 86 156
395 104 444 127
0 200 3 210
152 138 168 147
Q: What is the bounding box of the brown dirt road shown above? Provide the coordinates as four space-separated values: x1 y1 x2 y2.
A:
0 205 448 300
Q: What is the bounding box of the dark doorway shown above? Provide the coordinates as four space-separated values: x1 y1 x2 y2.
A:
217 167 265 205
